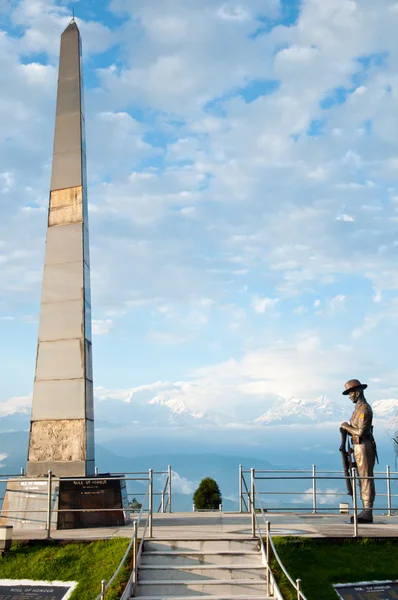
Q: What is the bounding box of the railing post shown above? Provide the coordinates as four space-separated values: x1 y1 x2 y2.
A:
133 520 138 584
46 470 52 538
387 465 392 516
312 464 317 514
20 467 25 476
296 578 302 600
161 491 165 513
266 521 271 596
168 465 172 513
95 466 99 476
351 467 358 537
239 465 243 513
251 467 255 538
248 468 253 512
100 579 106 600
149 468 153 538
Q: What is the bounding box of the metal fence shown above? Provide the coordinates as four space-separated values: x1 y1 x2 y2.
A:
240 465 398 538
239 464 398 514
0 466 172 537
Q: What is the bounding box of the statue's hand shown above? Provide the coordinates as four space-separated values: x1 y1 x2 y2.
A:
340 422 349 429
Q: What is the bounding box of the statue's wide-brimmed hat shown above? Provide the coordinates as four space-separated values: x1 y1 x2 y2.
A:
342 379 368 396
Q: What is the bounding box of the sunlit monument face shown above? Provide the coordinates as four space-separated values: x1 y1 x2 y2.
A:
26 20 94 478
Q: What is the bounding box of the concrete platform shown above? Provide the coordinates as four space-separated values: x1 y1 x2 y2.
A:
8 511 398 541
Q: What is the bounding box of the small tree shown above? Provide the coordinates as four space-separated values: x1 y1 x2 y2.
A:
129 497 142 513
193 477 222 510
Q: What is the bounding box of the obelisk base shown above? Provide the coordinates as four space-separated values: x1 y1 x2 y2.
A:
26 418 95 478
26 461 89 478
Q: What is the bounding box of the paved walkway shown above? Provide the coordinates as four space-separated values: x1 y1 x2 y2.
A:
10 511 398 541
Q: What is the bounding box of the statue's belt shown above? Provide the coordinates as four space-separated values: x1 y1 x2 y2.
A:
352 434 372 444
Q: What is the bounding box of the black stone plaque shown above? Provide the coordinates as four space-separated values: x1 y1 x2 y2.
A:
335 581 398 599
0 583 71 599
57 474 127 529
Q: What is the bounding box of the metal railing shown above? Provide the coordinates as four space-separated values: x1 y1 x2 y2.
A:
240 465 398 538
252 480 308 600
157 465 172 513
0 466 173 537
240 464 398 514
96 485 151 600
94 467 172 514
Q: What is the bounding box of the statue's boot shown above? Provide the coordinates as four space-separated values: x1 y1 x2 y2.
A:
350 509 373 524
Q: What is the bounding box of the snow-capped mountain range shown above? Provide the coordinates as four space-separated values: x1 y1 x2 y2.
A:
254 395 347 425
1 388 397 433
95 390 398 429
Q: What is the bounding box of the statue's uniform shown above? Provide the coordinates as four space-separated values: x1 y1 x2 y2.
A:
342 400 375 509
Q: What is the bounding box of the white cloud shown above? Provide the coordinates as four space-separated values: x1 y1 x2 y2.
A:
336 213 355 222
168 471 197 495
329 294 346 313
293 305 308 315
147 331 190 345
252 296 279 313
351 314 382 339
92 319 113 335
0 395 31 416
292 487 340 505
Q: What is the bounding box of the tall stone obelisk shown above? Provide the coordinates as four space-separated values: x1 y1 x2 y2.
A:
26 19 94 477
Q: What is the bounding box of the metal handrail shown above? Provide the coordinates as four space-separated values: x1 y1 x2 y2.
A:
240 465 398 519
120 489 154 600
157 471 170 513
253 481 308 600
96 486 150 600
242 468 398 473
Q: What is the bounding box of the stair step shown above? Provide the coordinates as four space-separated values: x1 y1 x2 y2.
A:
140 565 263 570
133 597 271 599
143 551 259 555
143 540 259 553
141 552 262 566
133 596 271 600
139 566 265 581
135 579 268 596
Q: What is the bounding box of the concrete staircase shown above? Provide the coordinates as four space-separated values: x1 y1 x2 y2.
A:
132 538 272 599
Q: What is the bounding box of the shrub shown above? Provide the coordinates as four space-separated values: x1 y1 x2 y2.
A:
128 498 142 512
193 477 222 510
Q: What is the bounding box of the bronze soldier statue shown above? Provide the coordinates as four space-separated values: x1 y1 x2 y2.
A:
340 379 377 524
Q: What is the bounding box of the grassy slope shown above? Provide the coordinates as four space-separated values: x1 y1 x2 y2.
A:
272 537 398 600
0 539 131 600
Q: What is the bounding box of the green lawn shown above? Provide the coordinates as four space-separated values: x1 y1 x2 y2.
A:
0 539 131 600
271 537 398 600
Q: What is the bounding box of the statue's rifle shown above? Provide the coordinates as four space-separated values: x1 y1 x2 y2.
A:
339 428 354 496
371 426 379 464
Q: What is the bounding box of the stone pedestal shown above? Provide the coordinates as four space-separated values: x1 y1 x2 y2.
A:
57 475 130 529
0 475 130 531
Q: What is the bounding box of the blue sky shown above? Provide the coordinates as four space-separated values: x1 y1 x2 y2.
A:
1 0 398 432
